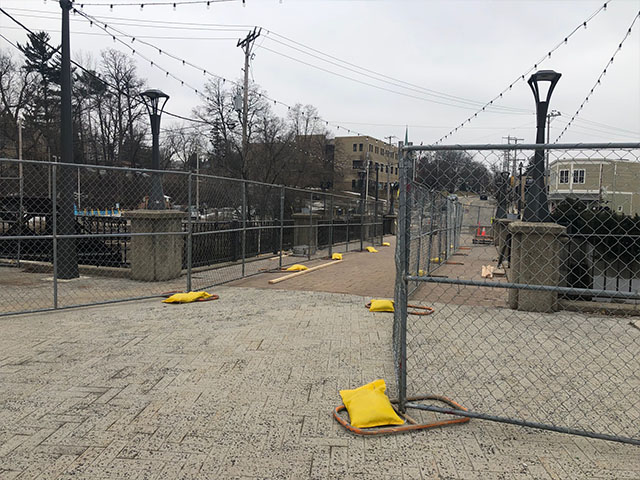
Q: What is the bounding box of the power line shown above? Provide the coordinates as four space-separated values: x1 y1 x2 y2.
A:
432 1 612 145
1 24 239 40
259 33 530 114
554 11 640 142
5 8 252 31
72 7 381 138
0 8 209 126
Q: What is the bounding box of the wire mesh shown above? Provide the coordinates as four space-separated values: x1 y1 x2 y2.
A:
395 143 640 444
1 158 386 316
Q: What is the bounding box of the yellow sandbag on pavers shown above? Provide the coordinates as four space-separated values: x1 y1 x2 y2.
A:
162 291 215 303
339 379 404 428
332 253 343 260
369 299 394 312
286 264 308 271
382 242 391 247
366 246 378 253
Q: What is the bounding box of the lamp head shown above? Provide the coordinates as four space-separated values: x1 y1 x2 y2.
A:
140 89 170 116
528 70 561 105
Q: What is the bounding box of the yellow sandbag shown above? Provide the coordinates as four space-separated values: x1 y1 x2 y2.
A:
340 379 386 403
369 299 394 312
286 264 308 271
366 246 378 253
332 253 343 260
340 379 404 428
382 242 391 247
162 291 213 303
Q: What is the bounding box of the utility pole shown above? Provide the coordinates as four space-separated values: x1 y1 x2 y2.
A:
546 110 561 176
237 27 261 164
384 135 397 205
503 135 523 178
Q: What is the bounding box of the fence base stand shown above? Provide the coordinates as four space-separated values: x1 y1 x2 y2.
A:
333 395 469 436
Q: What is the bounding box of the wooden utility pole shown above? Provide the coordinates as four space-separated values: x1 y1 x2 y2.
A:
237 27 261 163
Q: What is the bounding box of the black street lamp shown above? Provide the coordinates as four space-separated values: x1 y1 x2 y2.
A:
140 89 169 210
523 70 561 222
57 0 78 279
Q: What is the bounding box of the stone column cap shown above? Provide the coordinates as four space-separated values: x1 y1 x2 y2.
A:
124 209 187 219
508 221 566 235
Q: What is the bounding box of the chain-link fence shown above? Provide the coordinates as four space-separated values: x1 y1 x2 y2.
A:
393 142 640 445
0 158 387 316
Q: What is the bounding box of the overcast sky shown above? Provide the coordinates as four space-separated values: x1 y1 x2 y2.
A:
1 0 639 147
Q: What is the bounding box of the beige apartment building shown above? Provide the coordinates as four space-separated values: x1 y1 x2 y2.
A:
333 135 400 198
548 158 640 215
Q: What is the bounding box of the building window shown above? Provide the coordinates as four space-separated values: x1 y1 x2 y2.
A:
352 179 356 189
572 169 585 184
375 146 379 154
381 148 385 156
386 165 389 173
353 143 357 152
353 160 363 169
559 170 569 184
359 143 363 151
369 144 373 152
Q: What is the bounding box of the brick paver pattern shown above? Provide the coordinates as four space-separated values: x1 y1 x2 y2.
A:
1 287 638 479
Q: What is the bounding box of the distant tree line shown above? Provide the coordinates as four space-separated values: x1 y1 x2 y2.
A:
0 31 335 190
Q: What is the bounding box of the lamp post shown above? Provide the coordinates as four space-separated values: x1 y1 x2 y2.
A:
140 89 169 210
523 70 561 222
58 0 79 279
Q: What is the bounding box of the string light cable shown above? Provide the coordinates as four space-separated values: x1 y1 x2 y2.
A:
75 0 238 8
0 10 208 126
0 27 338 172
554 9 640 143
0 8 363 176
431 1 612 145
71 6 380 138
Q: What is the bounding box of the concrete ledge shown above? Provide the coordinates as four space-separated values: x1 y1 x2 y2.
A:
508 221 566 235
559 299 640 317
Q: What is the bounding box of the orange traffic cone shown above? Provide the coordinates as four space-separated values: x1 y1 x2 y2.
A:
476 223 482 236
481 227 486 237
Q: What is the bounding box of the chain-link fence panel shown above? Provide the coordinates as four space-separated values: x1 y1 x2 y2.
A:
394 143 640 445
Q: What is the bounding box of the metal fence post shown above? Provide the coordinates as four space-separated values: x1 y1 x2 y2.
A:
394 149 410 413
52 162 58 309
360 199 364 251
346 206 350 252
187 172 193 292
328 193 334 257
279 186 285 269
242 181 247 277
308 191 313 261
426 192 435 275
416 195 424 276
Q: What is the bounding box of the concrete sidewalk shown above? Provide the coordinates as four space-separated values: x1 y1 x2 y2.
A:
0 287 637 479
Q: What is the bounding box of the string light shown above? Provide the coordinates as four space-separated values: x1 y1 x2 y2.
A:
73 6 370 139
432 1 609 145
555 11 640 143
78 0 237 7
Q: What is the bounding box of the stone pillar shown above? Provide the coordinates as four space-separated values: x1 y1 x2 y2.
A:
507 221 566 312
292 213 319 256
124 210 186 281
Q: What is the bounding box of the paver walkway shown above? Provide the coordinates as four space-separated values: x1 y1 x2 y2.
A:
1 287 638 479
